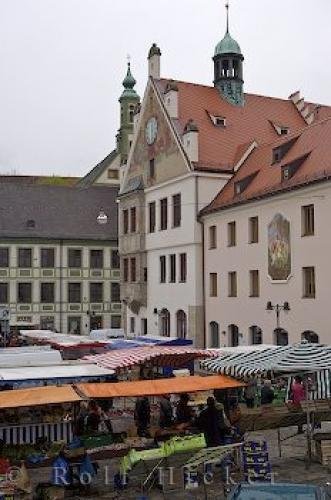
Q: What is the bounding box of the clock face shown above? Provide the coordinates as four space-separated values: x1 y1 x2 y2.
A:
145 117 158 145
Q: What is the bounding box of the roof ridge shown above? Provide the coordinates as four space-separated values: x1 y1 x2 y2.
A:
157 78 331 108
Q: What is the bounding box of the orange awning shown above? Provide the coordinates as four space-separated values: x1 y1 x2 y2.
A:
77 375 244 399
0 385 82 409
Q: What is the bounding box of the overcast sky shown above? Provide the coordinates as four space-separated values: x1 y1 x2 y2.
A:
0 0 329 177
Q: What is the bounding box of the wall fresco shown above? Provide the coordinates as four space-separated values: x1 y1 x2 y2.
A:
268 213 291 281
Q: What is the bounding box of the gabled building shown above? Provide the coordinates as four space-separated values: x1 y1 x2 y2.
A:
201 117 331 347
119 6 331 346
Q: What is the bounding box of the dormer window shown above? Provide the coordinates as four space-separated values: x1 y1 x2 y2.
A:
270 121 290 136
272 137 298 164
234 171 259 196
281 153 310 182
208 112 226 128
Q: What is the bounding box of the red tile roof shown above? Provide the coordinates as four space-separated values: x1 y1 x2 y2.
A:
201 117 331 214
155 79 331 172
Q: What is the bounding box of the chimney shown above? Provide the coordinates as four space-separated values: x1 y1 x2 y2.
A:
148 43 161 79
183 119 199 163
164 81 178 119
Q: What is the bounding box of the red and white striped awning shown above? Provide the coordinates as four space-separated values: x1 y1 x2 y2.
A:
84 346 217 371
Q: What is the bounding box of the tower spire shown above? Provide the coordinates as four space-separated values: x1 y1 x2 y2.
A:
225 2 229 34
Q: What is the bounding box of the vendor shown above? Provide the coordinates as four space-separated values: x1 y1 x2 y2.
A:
176 393 193 425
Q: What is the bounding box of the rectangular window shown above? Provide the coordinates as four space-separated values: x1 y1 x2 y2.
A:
111 249 120 269
228 272 237 297
90 249 103 269
143 267 148 282
249 216 259 244
169 254 176 283
179 253 187 283
111 315 121 329
209 226 217 249
160 256 166 283
40 248 55 268
18 248 32 268
130 207 137 233
123 209 129 234
303 267 316 298
123 258 129 282
130 257 136 282
68 282 81 303
149 202 156 233
18 282 32 303
0 283 8 303
40 282 55 303
302 204 314 236
89 282 103 303
111 282 120 302
209 273 218 297
249 270 259 297
172 194 181 228
68 249 82 268
68 316 81 335
141 318 148 335
149 158 155 179
228 222 236 247
130 317 135 334
160 198 168 230
0 248 9 268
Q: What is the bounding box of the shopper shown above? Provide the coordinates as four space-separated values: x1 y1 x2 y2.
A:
260 380 274 405
134 396 151 437
291 375 306 434
198 396 229 447
244 379 256 408
159 394 173 428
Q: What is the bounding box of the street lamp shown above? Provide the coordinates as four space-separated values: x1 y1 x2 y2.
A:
266 301 290 329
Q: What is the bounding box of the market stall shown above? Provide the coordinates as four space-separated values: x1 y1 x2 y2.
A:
201 341 331 465
84 345 217 376
0 363 115 388
0 385 83 446
19 330 109 359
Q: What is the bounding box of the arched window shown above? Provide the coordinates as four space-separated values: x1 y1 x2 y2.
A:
250 326 263 345
302 331 319 344
210 322 219 348
129 105 135 123
176 310 187 339
160 309 170 337
229 324 239 347
274 328 288 346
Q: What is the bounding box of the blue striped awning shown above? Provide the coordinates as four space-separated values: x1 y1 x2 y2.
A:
200 343 331 378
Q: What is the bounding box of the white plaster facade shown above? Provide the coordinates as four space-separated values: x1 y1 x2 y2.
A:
203 181 331 347
127 172 229 344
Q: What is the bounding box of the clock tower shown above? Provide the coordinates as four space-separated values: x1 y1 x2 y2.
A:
118 61 140 164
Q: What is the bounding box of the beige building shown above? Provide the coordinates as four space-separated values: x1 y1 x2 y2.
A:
119 12 331 346
201 118 331 347
0 178 120 334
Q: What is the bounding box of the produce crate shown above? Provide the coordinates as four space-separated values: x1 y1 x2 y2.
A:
314 439 331 465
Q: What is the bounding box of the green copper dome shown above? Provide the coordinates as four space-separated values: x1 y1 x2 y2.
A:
120 62 139 100
215 32 242 56
122 63 136 89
